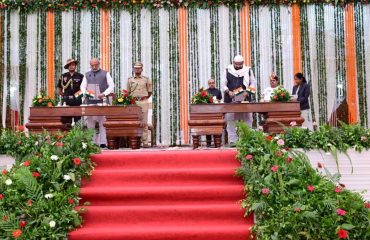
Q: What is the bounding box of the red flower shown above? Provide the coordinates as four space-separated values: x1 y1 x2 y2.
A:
26 200 33 206
68 198 74 204
266 136 273 141
245 154 253 160
317 162 323 168
364 202 370 208
17 141 22 145
16 125 25 132
2 169 7 175
261 188 270 195
339 182 346 188
73 158 81 166
23 160 31 167
284 147 290 151
12 229 22 238
336 209 346 216
2 215 8 221
130 98 136 104
56 134 63 140
337 229 348 239
32 172 40 178
208 97 214 103
271 165 279 172
335 187 342 193
19 221 27 228
307 185 315 192
286 157 293 163
122 90 129 97
273 96 278 100
0 194 4 200
294 208 301 212
276 150 283 157
201 91 208 97
56 142 64 147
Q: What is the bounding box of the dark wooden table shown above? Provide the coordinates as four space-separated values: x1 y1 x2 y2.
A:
188 102 304 148
26 106 144 149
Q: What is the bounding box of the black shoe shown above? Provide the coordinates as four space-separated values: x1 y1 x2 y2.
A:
100 144 107 149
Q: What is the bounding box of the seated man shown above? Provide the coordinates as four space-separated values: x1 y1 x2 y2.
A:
206 78 222 147
263 73 279 101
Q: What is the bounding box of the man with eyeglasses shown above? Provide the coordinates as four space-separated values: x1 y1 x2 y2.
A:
222 55 256 145
205 78 222 147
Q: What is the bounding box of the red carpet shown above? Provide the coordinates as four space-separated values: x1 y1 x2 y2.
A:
69 150 253 240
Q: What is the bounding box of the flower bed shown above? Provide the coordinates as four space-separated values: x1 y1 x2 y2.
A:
236 123 370 239
0 126 100 239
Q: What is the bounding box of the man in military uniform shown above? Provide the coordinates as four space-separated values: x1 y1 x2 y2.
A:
128 62 152 148
80 58 114 148
57 59 84 124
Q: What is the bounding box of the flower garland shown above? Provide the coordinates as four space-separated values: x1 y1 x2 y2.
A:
168 8 180 145
0 0 362 12
0 12 4 127
210 6 221 85
110 8 121 95
131 7 141 63
354 3 368 127
54 12 63 99
5 10 10 126
91 8 100 58
270 5 283 85
315 4 327 125
151 8 160 143
188 7 200 97
300 5 317 125
72 9 81 61
40 11 47 92
19 11 27 124
229 7 240 62
335 6 346 104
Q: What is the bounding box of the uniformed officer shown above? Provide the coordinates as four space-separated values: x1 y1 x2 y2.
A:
57 59 84 123
127 62 152 148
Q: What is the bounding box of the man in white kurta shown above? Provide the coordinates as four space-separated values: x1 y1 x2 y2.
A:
222 55 256 144
80 58 114 148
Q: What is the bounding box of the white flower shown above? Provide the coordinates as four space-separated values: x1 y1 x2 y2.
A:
82 142 87 149
50 155 58 161
290 121 297 126
5 179 12 185
63 175 71 181
35 141 39 146
49 221 56 228
277 139 285 146
44 193 54 199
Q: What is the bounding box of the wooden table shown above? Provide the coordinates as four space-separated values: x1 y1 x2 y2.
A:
188 102 304 148
26 106 144 149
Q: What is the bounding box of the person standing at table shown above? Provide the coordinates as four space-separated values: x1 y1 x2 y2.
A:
292 72 312 130
262 73 279 102
57 59 84 124
221 55 256 144
206 78 222 147
80 58 114 148
128 62 152 148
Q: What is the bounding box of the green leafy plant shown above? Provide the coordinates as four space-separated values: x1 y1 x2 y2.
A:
32 91 56 107
0 125 100 239
236 123 370 240
270 86 291 102
191 87 214 104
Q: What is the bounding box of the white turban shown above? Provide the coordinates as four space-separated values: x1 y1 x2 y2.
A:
233 55 244 62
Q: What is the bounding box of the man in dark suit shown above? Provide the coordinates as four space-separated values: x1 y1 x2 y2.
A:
206 78 222 147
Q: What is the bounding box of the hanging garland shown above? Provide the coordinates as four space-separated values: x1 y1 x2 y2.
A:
110 8 121 94
315 4 327 125
0 11 4 127
270 5 283 84
5 10 10 126
168 8 180 145
229 8 241 62
37 11 47 92
334 6 346 103
300 5 316 125
188 7 200 96
354 3 368 127
210 6 221 86
19 11 27 124
131 6 141 63
91 8 100 58
54 12 63 99
72 9 81 61
151 8 160 143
